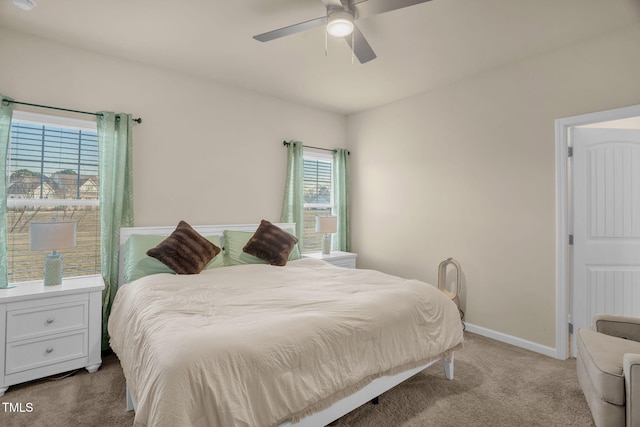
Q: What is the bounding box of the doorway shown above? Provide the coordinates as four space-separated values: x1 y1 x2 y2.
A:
555 104 640 359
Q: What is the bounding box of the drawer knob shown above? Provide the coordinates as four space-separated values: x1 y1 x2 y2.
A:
45 347 54 354
46 318 54 324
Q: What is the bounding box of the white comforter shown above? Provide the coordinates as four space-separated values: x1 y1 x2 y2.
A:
108 258 463 427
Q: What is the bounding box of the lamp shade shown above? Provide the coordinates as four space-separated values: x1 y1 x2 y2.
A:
30 220 77 251
315 216 337 234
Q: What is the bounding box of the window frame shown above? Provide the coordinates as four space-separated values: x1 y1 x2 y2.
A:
301 149 334 253
303 150 334 210
6 110 100 283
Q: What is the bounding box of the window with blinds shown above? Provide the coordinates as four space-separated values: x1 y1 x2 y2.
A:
302 151 333 252
6 111 100 283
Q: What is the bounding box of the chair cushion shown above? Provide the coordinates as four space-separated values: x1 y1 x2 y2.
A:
577 328 640 406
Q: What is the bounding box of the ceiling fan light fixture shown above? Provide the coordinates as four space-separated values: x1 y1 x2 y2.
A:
327 10 354 38
12 0 36 11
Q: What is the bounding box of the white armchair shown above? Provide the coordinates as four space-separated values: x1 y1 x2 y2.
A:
577 314 640 427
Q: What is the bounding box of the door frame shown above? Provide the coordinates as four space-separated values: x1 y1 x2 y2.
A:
555 103 640 360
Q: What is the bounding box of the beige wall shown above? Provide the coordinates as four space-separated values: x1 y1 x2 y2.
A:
0 28 347 227
3 21 640 350
348 23 640 348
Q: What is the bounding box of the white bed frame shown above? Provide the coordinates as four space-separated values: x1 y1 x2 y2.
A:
117 223 456 427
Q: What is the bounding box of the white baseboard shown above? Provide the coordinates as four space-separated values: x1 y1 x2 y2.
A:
464 323 560 359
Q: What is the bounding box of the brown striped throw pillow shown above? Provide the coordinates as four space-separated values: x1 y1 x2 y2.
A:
242 219 298 266
147 220 221 274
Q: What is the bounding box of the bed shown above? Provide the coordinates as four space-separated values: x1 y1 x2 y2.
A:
108 222 464 427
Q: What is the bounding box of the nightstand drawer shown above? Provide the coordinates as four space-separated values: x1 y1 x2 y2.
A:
6 331 88 375
6 301 88 342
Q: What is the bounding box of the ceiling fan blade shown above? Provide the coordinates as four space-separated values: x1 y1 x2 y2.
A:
253 16 327 42
354 0 432 19
345 24 377 64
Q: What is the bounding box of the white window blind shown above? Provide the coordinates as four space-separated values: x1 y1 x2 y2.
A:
302 151 333 252
6 111 100 283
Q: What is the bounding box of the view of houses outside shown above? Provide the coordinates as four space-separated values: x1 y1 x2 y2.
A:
7 119 100 283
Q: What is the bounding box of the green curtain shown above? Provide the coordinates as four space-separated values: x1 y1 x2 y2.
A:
98 112 134 350
0 96 13 288
333 148 350 251
280 140 304 245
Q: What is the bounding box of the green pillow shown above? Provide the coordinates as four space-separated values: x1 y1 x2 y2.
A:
223 228 301 266
124 233 224 282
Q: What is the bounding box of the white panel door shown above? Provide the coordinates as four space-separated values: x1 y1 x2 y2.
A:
571 128 640 356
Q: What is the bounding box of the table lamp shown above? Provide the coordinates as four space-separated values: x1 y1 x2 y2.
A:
30 220 76 286
315 216 337 255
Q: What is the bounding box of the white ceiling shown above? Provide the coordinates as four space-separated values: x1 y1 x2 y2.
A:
1 0 639 114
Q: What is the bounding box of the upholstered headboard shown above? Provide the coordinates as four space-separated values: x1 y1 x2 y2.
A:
118 223 296 288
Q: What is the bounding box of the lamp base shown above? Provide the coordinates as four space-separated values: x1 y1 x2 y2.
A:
44 253 63 286
321 234 331 255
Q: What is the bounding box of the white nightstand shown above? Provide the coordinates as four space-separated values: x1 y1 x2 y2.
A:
304 251 358 269
0 275 104 396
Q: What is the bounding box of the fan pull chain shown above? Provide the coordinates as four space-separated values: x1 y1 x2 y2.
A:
325 27 328 57
351 31 355 65
324 10 329 57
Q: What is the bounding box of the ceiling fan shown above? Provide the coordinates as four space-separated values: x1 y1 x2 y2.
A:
253 0 432 64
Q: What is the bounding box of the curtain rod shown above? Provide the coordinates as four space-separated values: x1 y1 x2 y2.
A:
1 98 142 124
282 141 349 155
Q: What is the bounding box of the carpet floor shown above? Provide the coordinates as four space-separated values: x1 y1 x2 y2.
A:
0 332 595 427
